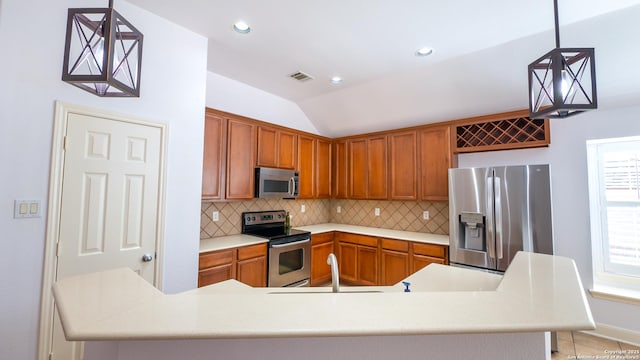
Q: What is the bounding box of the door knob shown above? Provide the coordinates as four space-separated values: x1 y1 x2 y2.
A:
142 253 153 262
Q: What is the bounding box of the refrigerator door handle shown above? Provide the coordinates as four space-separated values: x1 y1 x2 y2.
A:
486 176 495 259
494 176 504 259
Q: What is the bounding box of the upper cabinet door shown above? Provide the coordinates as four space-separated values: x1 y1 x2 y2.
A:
256 126 278 168
332 140 348 199
202 111 226 200
367 136 388 200
389 131 417 200
348 136 388 200
297 135 316 199
257 126 297 170
278 130 297 170
226 119 256 200
316 139 331 198
349 138 368 199
419 126 454 201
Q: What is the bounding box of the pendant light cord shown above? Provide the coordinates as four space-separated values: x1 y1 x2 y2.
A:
554 0 560 48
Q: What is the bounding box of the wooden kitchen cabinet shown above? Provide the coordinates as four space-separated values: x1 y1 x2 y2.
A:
198 249 235 287
226 119 256 200
310 232 335 286
348 138 368 199
357 246 378 286
297 135 332 199
201 110 227 200
256 126 297 170
337 242 358 283
198 243 267 287
348 136 388 199
297 135 316 198
411 242 448 273
389 131 418 200
335 232 379 285
380 238 410 286
419 126 455 201
236 243 267 287
316 139 331 198
367 136 388 199
332 140 349 198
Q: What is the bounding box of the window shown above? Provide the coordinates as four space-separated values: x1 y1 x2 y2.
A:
587 136 640 299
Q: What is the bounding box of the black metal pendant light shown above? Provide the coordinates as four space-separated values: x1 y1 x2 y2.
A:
62 0 143 97
528 0 597 119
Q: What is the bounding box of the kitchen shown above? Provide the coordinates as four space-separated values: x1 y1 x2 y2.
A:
2 1 640 360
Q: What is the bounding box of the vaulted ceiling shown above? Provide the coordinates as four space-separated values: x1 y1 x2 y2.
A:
128 0 640 136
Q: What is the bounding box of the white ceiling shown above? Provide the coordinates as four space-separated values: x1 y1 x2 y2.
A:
128 0 640 137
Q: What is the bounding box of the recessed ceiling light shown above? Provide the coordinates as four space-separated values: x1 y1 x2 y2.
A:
415 47 434 57
331 76 343 84
233 21 251 34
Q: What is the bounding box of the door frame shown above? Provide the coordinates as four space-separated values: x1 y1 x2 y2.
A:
37 101 168 360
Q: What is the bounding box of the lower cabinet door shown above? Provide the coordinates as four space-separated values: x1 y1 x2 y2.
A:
338 242 358 283
357 246 378 286
198 263 234 287
237 256 267 287
412 254 445 273
311 241 334 286
381 249 409 286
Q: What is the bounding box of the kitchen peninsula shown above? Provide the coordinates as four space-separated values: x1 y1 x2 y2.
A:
53 252 594 360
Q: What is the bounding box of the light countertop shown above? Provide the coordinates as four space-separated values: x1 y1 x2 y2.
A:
200 223 448 253
53 252 594 341
200 234 268 253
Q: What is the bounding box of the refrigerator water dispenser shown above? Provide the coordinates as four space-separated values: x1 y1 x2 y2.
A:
459 212 485 251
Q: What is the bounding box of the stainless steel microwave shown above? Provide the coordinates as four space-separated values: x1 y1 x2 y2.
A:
254 167 299 199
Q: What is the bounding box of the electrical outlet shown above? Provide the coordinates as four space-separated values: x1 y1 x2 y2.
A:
374 208 380 216
423 211 430 220
301 205 306 213
336 206 342 213
212 211 219 222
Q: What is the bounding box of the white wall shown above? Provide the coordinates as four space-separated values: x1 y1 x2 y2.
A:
457 105 640 333
205 71 320 135
0 1 208 359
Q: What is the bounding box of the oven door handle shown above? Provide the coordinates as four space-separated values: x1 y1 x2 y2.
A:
271 239 310 248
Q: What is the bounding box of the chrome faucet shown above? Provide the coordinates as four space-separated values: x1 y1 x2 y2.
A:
327 253 339 293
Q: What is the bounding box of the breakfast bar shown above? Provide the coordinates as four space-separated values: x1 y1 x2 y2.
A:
53 252 595 360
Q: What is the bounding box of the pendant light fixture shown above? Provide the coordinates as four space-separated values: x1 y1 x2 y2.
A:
528 0 597 119
62 0 143 97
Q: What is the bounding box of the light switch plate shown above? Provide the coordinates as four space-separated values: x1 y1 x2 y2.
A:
301 205 306 213
14 200 41 219
374 208 380 216
212 211 219 222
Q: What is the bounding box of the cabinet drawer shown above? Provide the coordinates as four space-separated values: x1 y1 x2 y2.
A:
237 243 267 261
311 232 335 245
335 232 378 247
199 249 234 270
412 243 446 258
380 238 409 252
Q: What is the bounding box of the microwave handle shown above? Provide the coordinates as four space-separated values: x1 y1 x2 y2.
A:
289 176 296 197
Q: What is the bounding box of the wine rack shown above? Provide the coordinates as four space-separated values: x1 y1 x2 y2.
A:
453 111 549 153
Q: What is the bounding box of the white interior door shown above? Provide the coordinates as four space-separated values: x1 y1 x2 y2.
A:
50 112 164 360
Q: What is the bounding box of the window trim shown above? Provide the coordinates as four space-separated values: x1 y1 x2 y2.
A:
587 136 640 300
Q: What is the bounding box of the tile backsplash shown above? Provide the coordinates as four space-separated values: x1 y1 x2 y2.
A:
200 198 449 239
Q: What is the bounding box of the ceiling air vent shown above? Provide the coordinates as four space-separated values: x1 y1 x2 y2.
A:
289 71 314 82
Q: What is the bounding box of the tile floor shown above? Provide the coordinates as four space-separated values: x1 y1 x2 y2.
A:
553 331 640 359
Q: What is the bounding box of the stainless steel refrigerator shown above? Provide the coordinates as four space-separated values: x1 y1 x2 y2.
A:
448 164 554 272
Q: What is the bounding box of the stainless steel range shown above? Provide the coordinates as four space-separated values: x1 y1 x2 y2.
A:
241 210 311 287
